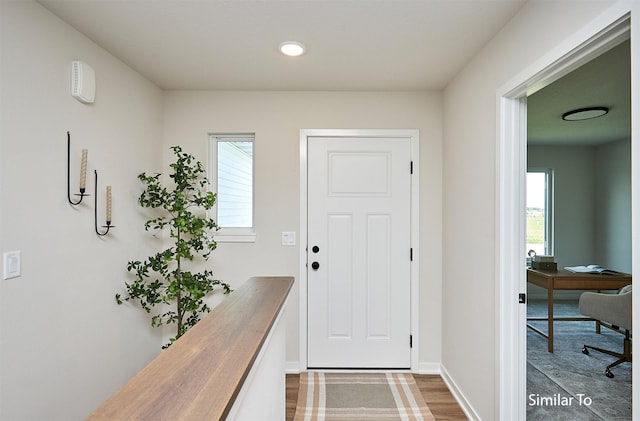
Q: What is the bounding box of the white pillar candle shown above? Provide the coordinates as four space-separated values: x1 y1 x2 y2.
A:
106 185 112 223
80 149 88 190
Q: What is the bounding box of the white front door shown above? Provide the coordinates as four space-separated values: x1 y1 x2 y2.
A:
307 136 412 368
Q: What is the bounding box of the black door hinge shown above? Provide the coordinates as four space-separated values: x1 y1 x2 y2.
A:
410 161 414 174
410 248 413 261
410 335 413 348
519 293 526 304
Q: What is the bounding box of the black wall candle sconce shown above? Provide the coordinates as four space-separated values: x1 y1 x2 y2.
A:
67 131 90 205
94 170 115 236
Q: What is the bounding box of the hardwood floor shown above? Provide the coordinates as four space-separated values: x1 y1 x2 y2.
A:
286 374 300 421
286 374 468 420
413 375 468 420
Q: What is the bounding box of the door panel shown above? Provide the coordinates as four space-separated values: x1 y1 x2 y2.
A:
327 214 352 338
367 214 392 339
307 136 411 368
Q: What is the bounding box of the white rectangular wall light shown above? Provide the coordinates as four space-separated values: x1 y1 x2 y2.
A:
71 60 95 104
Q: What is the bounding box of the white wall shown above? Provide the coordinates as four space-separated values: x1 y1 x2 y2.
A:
528 145 597 266
529 140 632 271
442 1 617 419
161 91 444 368
0 2 164 419
595 138 632 272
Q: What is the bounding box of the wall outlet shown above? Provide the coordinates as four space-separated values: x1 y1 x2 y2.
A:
3 251 21 279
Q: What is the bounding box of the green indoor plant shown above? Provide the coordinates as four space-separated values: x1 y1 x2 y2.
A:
116 146 231 348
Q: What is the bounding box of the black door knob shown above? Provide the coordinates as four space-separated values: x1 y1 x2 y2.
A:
312 245 320 253
311 261 320 270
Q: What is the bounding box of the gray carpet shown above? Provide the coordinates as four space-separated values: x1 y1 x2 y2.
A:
527 300 632 420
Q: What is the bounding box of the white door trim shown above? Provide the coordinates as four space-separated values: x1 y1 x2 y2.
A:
496 4 633 419
300 129 420 372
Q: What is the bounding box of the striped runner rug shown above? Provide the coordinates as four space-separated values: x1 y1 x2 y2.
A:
293 372 435 421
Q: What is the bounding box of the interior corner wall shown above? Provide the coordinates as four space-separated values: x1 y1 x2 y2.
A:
441 1 617 419
161 90 444 370
0 2 164 420
595 138 632 272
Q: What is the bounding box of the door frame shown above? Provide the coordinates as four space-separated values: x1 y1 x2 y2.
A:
299 129 420 372
496 4 635 419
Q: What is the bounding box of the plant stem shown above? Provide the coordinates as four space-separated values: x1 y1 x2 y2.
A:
121 146 231 349
176 226 183 339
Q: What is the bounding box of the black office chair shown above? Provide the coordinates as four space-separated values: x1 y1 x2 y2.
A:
579 285 632 378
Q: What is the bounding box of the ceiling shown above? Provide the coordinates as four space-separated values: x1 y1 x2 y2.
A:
37 0 630 146
527 39 631 146
38 0 527 91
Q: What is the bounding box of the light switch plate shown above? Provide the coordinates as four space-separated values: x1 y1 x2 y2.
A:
3 251 21 279
282 231 296 246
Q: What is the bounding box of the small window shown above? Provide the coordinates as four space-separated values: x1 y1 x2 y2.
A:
209 134 255 242
526 169 553 257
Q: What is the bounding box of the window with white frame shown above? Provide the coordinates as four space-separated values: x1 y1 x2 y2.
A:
209 134 255 242
526 169 553 258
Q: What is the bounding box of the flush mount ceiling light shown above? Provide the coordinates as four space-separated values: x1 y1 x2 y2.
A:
562 107 609 121
279 41 306 57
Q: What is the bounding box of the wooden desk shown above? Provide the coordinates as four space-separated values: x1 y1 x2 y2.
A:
526 268 631 353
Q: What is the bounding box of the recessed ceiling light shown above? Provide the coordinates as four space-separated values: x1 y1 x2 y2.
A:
279 41 306 57
562 107 609 121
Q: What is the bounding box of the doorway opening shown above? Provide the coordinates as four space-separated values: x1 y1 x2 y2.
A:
497 13 632 420
525 38 631 419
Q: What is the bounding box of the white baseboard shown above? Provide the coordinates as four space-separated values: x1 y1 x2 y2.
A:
416 362 441 374
440 365 481 421
286 361 300 374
